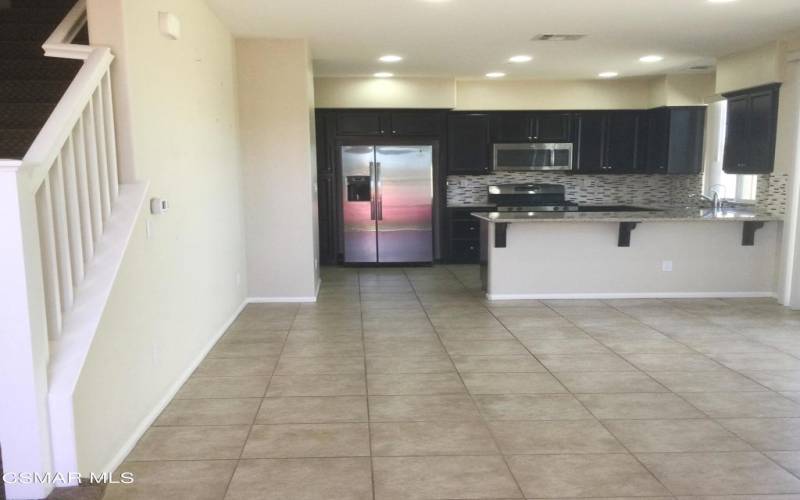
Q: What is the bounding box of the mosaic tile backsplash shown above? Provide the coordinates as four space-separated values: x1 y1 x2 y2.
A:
447 172 789 215
447 172 704 208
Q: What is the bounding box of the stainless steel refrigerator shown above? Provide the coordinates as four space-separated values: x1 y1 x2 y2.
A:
341 145 433 264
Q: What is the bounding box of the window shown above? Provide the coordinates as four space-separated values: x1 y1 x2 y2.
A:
703 100 758 203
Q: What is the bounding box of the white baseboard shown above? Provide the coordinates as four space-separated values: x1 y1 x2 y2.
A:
248 296 318 303
486 291 779 300
98 298 247 475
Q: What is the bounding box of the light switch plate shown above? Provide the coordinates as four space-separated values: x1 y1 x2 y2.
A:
158 12 181 40
662 260 673 272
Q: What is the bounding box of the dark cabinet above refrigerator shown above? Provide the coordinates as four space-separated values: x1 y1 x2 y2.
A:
330 110 445 137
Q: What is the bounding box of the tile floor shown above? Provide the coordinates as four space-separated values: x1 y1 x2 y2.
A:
96 265 800 500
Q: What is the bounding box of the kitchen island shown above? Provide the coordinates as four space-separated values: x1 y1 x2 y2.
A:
472 208 784 300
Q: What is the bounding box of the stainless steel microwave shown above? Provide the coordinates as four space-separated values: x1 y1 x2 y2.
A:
493 143 573 172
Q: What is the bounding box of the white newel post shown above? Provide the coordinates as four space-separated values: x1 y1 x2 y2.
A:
0 165 55 500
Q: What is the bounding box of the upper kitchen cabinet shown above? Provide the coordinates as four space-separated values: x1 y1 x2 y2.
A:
722 83 781 174
492 112 573 143
335 111 387 136
388 111 444 136
575 111 644 174
448 113 491 175
331 110 445 137
644 107 706 175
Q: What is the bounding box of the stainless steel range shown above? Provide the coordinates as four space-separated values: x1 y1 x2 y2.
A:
487 183 578 212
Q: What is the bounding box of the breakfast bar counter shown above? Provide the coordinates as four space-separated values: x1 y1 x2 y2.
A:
472 208 784 300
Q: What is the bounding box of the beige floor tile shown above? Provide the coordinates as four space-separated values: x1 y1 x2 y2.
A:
193 357 277 377
365 340 445 357
242 423 370 458
554 372 667 394
127 426 249 461
154 398 260 426
475 394 593 420
175 376 268 399
680 392 800 418
682 337 778 355
718 418 800 450
103 460 236 500
599 337 692 354
521 337 610 354
443 340 529 356
709 353 800 371
767 451 800 476
219 329 288 344
368 394 482 422
436 328 515 340
622 353 723 372
372 456 522 500
742 371 800 392
224 458 372 500
371 421 498 456
256 396 368 424
537 353 636 372
207 341 285 359
637 452 800 495
281 340 364 358
603 419 753 452
368 373 465 395
274 356 365 375
489 420 625 454
451 354 547 373
365 355 454 374
649 370 768 392
267 374 366 397
507 454 670 498
577 393 706 419
462 372 566 394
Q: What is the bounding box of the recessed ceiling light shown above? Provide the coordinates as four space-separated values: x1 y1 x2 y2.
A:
374 72 394 78
379 55 403 63
598 71 619 78
508 55 533 63
640 55 664 63
486 72 506 78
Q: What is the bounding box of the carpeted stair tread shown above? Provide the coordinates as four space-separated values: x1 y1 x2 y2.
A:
0 23 57 42
0 58 82 80
0 80 71 103
10 0 77 8
0 41 44 58
0 128 40 159
0 102 58 128
0 7 70 24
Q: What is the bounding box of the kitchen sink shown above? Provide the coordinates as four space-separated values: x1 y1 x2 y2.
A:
577 205 664 212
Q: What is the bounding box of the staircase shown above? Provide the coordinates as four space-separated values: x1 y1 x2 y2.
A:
0 0 88 158
1 2 149 499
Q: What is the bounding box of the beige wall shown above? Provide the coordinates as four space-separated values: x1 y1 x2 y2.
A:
79 0 247 473
238 39 319 300
716 41 784 94
653 74 716 107
315 77 455 108
455 78 654 110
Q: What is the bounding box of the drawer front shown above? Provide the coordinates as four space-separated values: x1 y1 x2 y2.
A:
452 220 480 239
450 240 480 263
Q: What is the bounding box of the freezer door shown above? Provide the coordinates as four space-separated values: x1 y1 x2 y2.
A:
342 145 377 263
375 146 434 263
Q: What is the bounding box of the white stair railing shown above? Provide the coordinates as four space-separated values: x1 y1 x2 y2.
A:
0 3 147 498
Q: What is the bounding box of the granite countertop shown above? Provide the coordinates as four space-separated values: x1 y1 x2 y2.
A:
471 207 784 223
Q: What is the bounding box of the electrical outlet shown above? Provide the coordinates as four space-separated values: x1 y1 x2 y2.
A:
662 260 673 272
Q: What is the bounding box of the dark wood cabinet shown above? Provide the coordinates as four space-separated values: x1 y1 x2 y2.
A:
446 207 493 263
335 111 386 136
644 107 706 175
317 174 337 265
492 112 572 143
448 113 491 175
722 83 780 174
389 111 442 136
576 111 644 174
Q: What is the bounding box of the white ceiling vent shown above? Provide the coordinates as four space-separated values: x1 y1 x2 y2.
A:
532 34 586 42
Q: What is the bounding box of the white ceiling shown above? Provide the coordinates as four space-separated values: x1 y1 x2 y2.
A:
205 0 800 80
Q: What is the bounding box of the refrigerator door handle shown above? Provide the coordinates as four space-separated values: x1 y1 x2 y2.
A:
369 161 377 220
376 162 383 220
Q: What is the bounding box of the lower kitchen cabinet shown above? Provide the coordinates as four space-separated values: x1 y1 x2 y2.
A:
447 207 493 263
